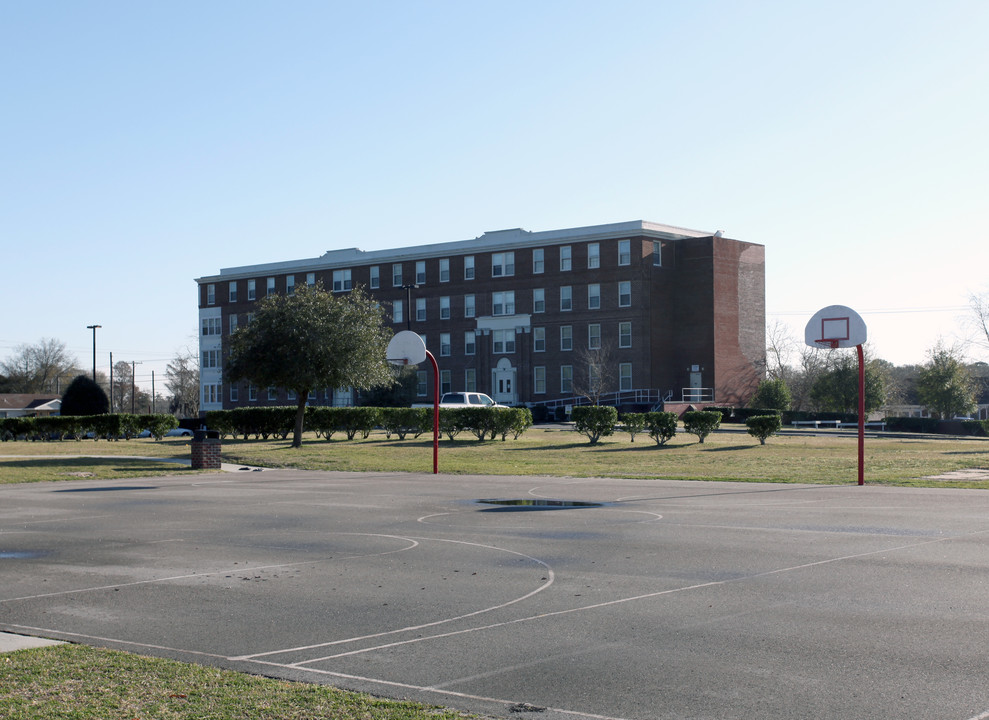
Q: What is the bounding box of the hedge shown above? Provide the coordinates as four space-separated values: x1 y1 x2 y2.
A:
0 413 178 442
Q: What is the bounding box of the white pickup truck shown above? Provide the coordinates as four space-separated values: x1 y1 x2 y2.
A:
413 392 509 408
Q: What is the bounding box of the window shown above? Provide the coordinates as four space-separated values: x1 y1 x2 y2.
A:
416 260 426 285
308 389 316 400
206 284 215 305
533 288 545 313
587 243 600 269
464 294 475 318
370 265 380 289
492 252 514 277
464 255 475 280
561 365 573 394
440 333 451 357
266 277 275 295
619 321 632 348
588 284 601 310
560 245 572 271
439 258 450 283
247 279 256 301
246 312 254 324
393 299 404 324
203 384 221 405
440 369 452 395
620 363 632 391
307 272 316 286
465 331 475 355
268 387 277 401
440 296 451 320
588 323 601 350
493 329 516 353
534 366 546 394
287 389 297 401
230 385 238 402
228 281 238 303
619 239 631 266
465 368 476 392
560 286 572 311
202 317 221 336
393 263 403 287
533 248 544 274
619 281 631 307
248 384 257 401
416 370 428 397
560 325 573 351
229 314 238 335
533 327 545 352
286 275 295 295
333 269 352 292
653 240 662 266
416 297 426 322
202 349 220 368
492 290 515 316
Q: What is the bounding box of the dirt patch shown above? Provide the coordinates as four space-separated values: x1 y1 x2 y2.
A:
923 468 989 482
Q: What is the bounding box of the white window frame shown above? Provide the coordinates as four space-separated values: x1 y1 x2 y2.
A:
619 239 631 266
533 327 545 352
560 245 572 271
266 277 275 295
619 321 632 348
653 240 662 267
392 263 403 287
493 329 516 354
440 296 451 320
492 290 515 316
333 269 352 292
560 365 573 394
620 363 632 391
286 275 295 295
440 369 452 395
534 366 546 394
465 331 475 356
247 279 256 301
587 242 600 269
369 265 380 289
393 299 404 325
533 288 545 313
206 284 215 305
492 252 515 277
588 323 601 350
560 286 572 311
440 332 451 357
588 283 601 310
439 258 450 283
228 281 238 303
416 260 426 285
464 294 475 318
416 297 426 322
560 325 573 351
465 368 476 392
619 281 631 307
533 248 544 274
464 255 475 280
306 272 316 286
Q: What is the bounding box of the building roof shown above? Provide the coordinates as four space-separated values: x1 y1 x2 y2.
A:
0 394 61 412
196 219 722 284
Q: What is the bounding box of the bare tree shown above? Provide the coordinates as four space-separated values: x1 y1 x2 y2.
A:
765 320 797 382
968 291 989 357
572 341 619 405
0 338 79 393
165 348 200 418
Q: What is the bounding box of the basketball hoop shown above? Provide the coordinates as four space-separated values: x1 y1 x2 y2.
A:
814 339 840 350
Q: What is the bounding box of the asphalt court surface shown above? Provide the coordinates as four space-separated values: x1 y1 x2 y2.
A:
3 469 989 719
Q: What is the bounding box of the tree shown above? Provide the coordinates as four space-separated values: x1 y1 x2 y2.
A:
226 282 395 447
746 414 783 445
749 378 791 411
165 348 200 417
915 342 976 420
0 338 78 393
572 341 618 405
765 320 797 382
682 410 721 444
968 291 989 356
60 375 110 416
809 351 887 415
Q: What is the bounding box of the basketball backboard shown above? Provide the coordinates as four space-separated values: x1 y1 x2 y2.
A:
386 330 427 366
804 305 867 349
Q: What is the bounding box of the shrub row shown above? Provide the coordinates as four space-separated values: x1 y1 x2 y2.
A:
884 417 989 436
0 413 178 441
203 406 534 442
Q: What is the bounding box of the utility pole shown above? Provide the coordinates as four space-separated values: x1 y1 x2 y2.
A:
402 284 418 331
151 371 155 413
86 325 101 381
109 352 114 412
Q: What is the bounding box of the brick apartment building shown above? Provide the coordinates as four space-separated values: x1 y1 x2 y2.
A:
195 220 765 413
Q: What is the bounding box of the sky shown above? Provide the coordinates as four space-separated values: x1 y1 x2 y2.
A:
2 1 988 395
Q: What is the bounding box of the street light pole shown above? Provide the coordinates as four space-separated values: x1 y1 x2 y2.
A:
86 325 101 381
131 360 143 414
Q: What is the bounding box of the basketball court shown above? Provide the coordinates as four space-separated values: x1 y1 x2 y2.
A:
3 469 989 720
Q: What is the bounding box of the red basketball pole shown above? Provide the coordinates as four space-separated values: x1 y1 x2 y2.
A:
857 343 865 486
426 350 439 474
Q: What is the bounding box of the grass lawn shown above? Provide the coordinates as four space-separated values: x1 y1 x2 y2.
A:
0 644 478 720
2 426 987 487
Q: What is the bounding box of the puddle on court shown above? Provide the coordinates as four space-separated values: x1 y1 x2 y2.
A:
0 551 50 560
476 499 604 511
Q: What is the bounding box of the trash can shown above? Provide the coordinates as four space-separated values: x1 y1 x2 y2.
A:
191 429 221 470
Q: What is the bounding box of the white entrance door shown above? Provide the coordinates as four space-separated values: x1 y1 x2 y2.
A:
493 357 516 405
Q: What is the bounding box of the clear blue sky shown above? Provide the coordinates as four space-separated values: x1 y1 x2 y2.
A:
3 1 987 394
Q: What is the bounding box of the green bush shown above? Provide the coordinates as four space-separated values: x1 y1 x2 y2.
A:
682 410 721 444
381 408 430 440
204 410 235 439
621 413 646 442
883 416 940 434
498 407 533 441
643 411 678 445
571 406 618 445
746 414 783 445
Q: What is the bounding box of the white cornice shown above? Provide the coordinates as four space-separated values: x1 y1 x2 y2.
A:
195 220 717 283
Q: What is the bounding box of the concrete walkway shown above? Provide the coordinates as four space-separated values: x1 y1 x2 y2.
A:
0 631 64 652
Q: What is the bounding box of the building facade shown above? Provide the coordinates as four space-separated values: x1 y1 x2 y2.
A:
195 220 765 413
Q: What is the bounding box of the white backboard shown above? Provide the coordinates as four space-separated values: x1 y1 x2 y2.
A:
386 330 427 366
804 305 867 349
